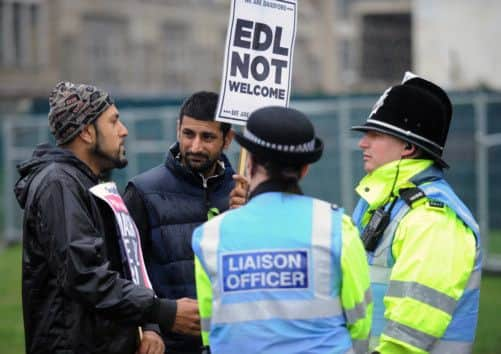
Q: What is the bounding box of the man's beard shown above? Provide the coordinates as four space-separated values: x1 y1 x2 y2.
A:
93 139 128 174
183 152 218 175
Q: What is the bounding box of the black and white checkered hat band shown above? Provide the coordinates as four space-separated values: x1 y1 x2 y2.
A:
244 129 316 153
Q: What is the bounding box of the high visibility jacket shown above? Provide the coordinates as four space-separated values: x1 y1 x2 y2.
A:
192 191 372 354
352 159 481 354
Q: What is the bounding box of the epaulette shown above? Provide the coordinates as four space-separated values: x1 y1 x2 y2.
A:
426 199 445 211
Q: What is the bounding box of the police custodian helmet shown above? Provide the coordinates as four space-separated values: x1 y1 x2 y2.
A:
352 72 453 168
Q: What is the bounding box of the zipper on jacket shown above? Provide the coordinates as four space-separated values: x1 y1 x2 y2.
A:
199 159 226 213
200 173 223 213
200 174 211 211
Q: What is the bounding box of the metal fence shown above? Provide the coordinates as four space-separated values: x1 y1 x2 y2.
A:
2 92 501 270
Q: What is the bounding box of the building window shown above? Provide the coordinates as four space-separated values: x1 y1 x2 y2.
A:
292 37 321 92
340 39 356 85
360 13 411 82
83 15 128 87
162 23 191 93
337 0 351 19
0 0 48 69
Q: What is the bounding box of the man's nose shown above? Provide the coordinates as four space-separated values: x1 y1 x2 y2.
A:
191 135 203 151
358 135 368 148
119 121 128 137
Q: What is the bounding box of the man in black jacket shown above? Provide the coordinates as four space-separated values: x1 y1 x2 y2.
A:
123 91 235 354
14 82 200 354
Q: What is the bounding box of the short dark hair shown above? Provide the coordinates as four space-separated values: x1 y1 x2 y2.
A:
178 91 231 136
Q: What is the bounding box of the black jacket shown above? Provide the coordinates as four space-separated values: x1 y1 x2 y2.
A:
15 144 175 354
124 143 235 353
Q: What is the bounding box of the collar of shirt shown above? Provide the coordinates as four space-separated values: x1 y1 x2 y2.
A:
355 159 433 210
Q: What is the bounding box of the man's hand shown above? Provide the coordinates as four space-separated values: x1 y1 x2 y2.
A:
172 297 200 336
136 330 164 354
230 174 249 209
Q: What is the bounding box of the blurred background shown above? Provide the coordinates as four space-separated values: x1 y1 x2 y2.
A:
1 0 500 352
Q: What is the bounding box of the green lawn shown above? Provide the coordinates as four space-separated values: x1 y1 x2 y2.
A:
0 245 25 354
1 243 501 354
486 230 501 255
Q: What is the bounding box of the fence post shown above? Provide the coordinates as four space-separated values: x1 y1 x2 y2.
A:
3 118 16 244
338 97 354 212
474 92 489 261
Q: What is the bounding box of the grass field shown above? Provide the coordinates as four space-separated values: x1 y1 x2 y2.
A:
0 245 25 353
1 244 501 354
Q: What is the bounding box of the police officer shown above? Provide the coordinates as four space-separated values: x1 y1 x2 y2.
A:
351 73 481 353
192 106 372 354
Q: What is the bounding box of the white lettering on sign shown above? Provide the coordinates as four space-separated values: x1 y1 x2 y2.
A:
221 249 308 292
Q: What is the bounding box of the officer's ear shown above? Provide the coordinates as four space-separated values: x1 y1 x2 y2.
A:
401 142 416 158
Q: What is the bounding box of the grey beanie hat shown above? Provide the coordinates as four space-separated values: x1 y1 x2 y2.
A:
48 81 114 145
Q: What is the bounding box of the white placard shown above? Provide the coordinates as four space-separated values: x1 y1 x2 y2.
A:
216 0 297 125
90 182 152 289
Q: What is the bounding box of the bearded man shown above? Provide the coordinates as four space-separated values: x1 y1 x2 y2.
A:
15 82 199 354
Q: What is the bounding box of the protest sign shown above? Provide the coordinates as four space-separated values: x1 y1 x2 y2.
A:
216 0 297 125
90 182 152 289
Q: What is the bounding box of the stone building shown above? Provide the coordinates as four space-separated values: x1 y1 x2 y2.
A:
1 0 498 102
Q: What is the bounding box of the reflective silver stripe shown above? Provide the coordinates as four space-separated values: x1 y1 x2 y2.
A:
352 339 369 354
369 336 380 352
311 199 332 296
430 340 473 354
200 216 223 276
383 320 437 351
201 216 223 307
212 297 342 324
467 268 481 290
344 288 372 324
370 265 392 283
386 280 457 315
201 317 211 332
466 250 482 290
366 118 444 151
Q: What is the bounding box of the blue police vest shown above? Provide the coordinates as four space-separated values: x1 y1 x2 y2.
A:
193 192 356 354
352 171 481 353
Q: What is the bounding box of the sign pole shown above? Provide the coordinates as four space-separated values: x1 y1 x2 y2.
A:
238 148 248 176
237 127 248 176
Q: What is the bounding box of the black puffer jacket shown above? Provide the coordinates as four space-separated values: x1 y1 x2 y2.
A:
15 144 175 354
125 143 235 353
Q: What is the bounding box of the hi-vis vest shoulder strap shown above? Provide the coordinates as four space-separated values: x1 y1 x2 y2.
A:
198 199 344 326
